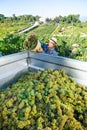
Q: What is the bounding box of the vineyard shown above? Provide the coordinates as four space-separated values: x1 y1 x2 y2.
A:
0 14 87 61
0 14 87 130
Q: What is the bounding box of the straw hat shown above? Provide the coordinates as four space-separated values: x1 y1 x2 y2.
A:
49 37 57 44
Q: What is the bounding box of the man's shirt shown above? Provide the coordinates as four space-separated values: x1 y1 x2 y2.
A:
40 41 58 56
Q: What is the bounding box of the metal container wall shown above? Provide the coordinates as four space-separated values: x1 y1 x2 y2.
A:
29 52 87 86
0 51 87 88
0 51 28 89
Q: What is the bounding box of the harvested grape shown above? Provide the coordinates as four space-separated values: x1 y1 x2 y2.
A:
0 70 87 130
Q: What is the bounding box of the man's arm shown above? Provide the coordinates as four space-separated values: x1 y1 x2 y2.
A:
40 41 48 52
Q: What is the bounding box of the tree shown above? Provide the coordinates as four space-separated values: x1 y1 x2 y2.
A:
66 14 80 23
54 17 59 23
46 18 50 23
0 14 5 22
12 14 17 20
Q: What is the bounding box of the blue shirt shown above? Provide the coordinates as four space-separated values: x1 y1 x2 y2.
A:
40 41 58 56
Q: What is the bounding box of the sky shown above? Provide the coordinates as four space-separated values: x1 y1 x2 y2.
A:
0 0 87 20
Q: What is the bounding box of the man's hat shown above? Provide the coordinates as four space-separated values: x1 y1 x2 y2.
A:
49 37 57 44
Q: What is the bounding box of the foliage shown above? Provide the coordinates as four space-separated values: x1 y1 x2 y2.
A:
0 14 5 22
0 34 25 55
52 23 87 61
0 13 87 61
53 14 81 24
55 35 87 61
0 14 40 40
27 24 57 43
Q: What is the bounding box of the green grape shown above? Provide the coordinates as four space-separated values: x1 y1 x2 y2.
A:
0 69 87 129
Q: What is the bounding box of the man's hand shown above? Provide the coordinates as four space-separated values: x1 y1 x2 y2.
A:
36 47 43 53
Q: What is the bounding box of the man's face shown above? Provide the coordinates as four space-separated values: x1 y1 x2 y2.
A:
48 40 56 49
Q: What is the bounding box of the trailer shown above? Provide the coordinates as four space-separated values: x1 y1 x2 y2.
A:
0 51 87 89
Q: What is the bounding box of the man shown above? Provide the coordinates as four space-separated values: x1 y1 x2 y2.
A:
40 37 58 56
71 43 79 53
24 33 58 56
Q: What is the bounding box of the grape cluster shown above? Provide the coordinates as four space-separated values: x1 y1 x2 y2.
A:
23 33 38 50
